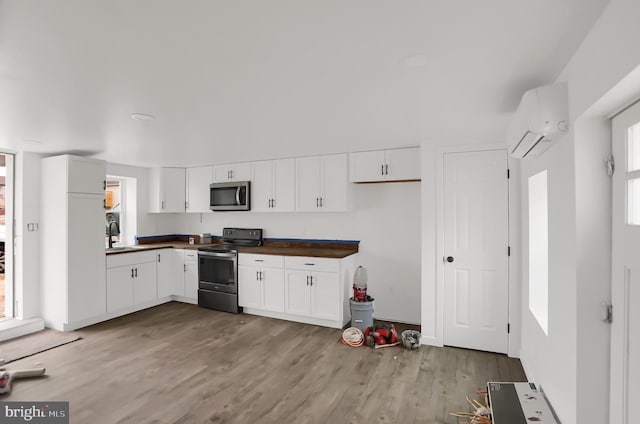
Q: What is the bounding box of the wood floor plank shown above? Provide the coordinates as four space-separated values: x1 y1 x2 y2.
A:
1 302 526 423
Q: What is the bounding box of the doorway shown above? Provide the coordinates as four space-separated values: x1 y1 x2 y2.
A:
441 149 510 354
610 100 640 424
0 153 14 319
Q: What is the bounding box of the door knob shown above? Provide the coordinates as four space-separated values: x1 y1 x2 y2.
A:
446 256 454 263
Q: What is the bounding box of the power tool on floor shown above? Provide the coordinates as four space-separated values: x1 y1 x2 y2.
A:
0 367 46 394
364 324 399 348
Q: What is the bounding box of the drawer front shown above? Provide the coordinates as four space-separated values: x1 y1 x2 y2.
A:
183 249 198 263
284 256 339 273
239 253 284 268
107 250 159 268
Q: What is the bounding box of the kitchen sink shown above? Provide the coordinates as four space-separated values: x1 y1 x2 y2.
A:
105 245 146 252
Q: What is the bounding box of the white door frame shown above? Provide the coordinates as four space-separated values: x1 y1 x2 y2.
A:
435 143 520 357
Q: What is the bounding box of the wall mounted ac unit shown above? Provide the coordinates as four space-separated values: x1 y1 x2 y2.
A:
507 82 569 159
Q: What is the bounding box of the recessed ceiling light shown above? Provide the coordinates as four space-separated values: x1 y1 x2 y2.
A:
402 54 428 68
130 113 155 121
23 138 43 144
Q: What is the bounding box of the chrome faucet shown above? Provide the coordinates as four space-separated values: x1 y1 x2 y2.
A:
108 221 119 249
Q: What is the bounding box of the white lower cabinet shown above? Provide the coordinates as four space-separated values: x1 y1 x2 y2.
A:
239 253 355 328
157 249 184 298
183 250 199 301
106 251 158 313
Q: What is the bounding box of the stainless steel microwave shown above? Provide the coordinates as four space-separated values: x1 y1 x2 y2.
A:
210 181 250 211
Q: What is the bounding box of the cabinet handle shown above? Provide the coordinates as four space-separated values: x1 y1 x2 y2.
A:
161 200 165 210
385 164 389 175
256 271 259 280
310 276 313 286
316 197 319 207
131 268 134 278
158 254 161 263
184 264 186 272
272 198 275 208
134 268 138 278
319 197 323 207
185 201 188 210
381 164 384 175
230 169 234 179
259 271 263 281
254 259 264 262
103 180 106 190
306 275 309 286
304 263 315 266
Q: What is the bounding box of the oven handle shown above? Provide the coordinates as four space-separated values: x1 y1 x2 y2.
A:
198 251 237 259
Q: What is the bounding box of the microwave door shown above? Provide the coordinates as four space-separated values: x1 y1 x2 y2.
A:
235 186 241 206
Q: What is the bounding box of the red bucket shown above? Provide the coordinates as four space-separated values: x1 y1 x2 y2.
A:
353 284 367 302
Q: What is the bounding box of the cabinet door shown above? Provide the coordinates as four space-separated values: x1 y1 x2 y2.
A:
386 147 420 181
285 270 311 316
272 158 295 212
133 261 157 304
184 251 198 300
320 154 348 211
251 161 273 212
162 168 186 213
262 267 285 312
238 265 261 308
310 271 340 321
67 194 107 323
157 250 181 298
186 166 213 213
107 266 134 313
213 163 251 182
295 157 321 211
349 150 386 183
67 156 106 195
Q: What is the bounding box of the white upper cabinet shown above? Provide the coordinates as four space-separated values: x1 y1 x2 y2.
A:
213 162 251 183
251 159 295 212
67 156 106 195
150 167 186 213
349 147 420 183
186 166 213 213
296 154 348 212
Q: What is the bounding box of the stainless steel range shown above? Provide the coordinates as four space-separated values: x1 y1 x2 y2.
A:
197 228 263 313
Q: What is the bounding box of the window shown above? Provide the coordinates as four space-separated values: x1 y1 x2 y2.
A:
528 170 549 334
105 176 137 246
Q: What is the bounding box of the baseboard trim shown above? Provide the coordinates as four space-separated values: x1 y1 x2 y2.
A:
0 318 45 342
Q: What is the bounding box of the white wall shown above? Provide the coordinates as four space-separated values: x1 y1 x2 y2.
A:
167 182 422 324
14 152 41 319
517 1 640 423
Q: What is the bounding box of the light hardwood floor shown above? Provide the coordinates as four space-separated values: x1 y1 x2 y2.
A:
4 302 525 423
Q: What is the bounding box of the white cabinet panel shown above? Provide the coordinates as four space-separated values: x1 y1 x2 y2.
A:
272 159 296 212
349 150 386 183
284 256 339 273
285 270 312 316
239 253 284 268
213 162 251 182
183 250 198 300
295 157 322 211
262 268 285 312
150 167 186 213
349 147 420 183
186 166 213 213
238 265 262 309
133 261 157 304
67 156 106 195
385 148 420 181
107 266 134 312
250 161 273 212
296 154 347 211
310 271 340 321
158 249 184 298
67 194 107 323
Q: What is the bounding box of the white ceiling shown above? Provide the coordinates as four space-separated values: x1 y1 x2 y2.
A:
0 0 609 167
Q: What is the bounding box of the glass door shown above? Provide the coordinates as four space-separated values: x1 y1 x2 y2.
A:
0 153 14 319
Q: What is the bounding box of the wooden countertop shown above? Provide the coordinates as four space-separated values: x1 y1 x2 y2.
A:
107 240 358 258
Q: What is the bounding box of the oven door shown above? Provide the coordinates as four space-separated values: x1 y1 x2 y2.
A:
197 251 238 294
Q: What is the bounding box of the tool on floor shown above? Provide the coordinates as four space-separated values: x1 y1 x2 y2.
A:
401 329 422 350
364 323 399 348
341 327 364 347
0 367 46 394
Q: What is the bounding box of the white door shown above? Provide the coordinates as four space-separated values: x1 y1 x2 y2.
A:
238 265 261 308
133 261 157 304
611 101 640 424
296 157 321 211
162 168 186 212
272 158 296 212
183 251 199 301
310 271 340 321
262 267 285 312
320 154 348 211
443 150 509 353
285 270 311 316
251 161 273 212
186 166 212 213
157 250 182 298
